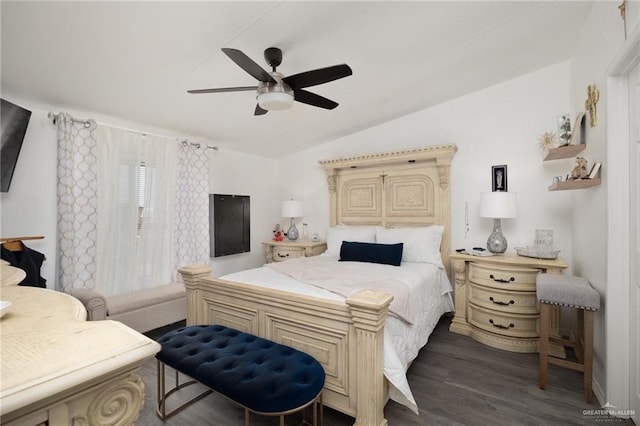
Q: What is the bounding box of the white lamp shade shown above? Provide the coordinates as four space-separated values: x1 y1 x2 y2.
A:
281 200 303 218
479 192 517 218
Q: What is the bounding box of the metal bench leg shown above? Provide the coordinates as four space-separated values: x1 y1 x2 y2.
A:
312 396 318 426
155 360 213 420
156 360 166 419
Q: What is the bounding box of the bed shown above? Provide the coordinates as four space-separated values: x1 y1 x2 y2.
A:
179 145 457 425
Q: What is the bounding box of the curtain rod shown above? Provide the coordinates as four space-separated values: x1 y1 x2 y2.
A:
47 111 91 127
180 140 218 151
47 111 218 151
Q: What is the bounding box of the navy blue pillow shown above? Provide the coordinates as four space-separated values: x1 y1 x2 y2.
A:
339 241 404 266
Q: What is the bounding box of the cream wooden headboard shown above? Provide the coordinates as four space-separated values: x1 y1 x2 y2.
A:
319 145 457 276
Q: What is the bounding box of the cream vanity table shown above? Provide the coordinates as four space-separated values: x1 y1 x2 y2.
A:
0 263 160 425
449 253 568 353
261 240 327 263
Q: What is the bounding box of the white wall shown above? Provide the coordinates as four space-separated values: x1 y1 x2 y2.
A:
0 96 280 287
0 109 57 285
569 0 639 409
208 148 279 277
279 61 574 271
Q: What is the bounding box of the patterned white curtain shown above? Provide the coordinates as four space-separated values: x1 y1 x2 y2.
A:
173 142 210 279
56 114 98 292
57 116 209 294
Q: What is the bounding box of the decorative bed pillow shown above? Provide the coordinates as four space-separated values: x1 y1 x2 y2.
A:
324 226 377 258
375 226 444 266
339 241 404 267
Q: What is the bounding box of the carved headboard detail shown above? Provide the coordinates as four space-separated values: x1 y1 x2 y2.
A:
319 145 457 275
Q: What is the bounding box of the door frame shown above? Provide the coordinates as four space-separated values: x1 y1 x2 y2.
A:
606 30 640 412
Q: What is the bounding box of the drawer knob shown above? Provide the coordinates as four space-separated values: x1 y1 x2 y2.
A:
489 319 515 329
489 274 515 283
489 297 515 306
277 253 290 258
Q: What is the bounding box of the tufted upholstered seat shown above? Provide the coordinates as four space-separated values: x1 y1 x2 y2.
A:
155 324 325 425
536 274 600 403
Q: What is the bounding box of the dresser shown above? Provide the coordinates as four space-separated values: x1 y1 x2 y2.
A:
449 253 568 353
0 276 160 425
262 240 327 263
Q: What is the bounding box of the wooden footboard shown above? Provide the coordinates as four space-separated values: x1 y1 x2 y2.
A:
179 265 392 426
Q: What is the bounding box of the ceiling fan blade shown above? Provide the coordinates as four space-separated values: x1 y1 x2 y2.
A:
222 48 276 84
283 64 352 89
254 104 268 116
187 86 258 94
294 89 339 110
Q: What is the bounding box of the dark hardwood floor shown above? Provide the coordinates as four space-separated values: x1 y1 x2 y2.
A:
136 317 632 425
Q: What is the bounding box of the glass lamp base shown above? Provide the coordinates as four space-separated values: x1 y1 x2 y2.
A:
287 218 299 241
486 218 508 254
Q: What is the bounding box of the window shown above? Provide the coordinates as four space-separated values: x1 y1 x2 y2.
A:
96 126 178 295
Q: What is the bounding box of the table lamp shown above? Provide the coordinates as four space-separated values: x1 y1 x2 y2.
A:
479 192 517 254
281 200 303 241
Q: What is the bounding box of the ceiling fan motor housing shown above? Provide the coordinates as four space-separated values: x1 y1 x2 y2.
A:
264 47 283 70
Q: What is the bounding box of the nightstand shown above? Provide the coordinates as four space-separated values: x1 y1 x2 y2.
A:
449 253 568 353
262 240 327 263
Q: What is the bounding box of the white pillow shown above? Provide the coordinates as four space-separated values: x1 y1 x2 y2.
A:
375 226 444 265
324 226 377 258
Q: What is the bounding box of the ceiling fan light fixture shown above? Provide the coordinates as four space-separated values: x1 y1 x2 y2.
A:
257 91 294 110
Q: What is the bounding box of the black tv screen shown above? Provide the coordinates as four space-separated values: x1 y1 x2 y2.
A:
1 99 32 192
211 194 250 257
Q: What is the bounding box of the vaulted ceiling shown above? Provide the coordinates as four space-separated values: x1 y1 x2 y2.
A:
1 1 592 158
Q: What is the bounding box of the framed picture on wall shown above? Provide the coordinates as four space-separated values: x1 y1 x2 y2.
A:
492 165 507 192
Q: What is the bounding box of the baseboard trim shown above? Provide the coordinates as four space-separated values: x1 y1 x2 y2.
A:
592 376 605 407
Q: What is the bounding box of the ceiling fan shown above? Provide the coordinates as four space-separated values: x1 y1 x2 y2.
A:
187 47 353 116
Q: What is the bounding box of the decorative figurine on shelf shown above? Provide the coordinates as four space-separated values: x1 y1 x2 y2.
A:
539 131 558 150
273 224 285 242
571 156 589 180
585 84 599 127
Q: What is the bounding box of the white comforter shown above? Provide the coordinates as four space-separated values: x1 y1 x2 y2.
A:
267 256 416 324
220 256 454 414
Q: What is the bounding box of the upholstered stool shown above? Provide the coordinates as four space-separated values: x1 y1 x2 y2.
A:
536 274 600 403
156 324 325 425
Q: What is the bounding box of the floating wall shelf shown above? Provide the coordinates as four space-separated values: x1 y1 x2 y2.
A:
543 144 586 161
548 178 601 191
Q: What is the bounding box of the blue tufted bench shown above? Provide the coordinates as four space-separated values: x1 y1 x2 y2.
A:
155 324 325 425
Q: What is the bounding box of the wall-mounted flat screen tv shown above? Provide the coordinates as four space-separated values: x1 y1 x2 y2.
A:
1 98 32 192
210 194 250 257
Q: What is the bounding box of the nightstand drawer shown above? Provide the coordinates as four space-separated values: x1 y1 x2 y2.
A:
272 247 304 262
262 240 327 264
469 263 538 291
467 304 539 339
469 283 539 315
